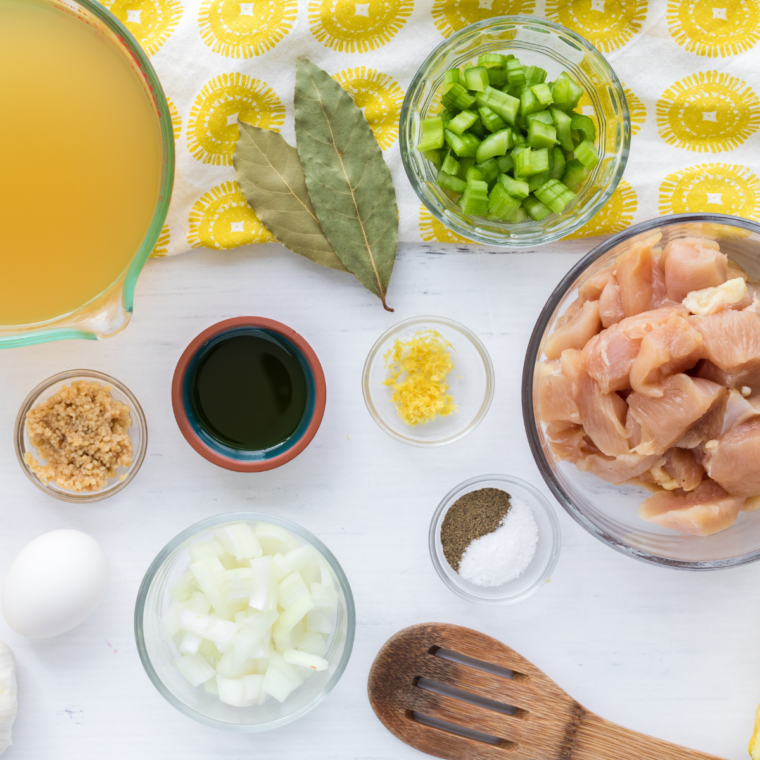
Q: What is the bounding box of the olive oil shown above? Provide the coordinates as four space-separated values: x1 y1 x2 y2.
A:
189 331 309 451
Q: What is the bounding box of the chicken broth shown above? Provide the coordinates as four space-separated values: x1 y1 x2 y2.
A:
0 0 161 326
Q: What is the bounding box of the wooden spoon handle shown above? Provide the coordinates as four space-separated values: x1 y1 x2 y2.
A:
574 712 728 760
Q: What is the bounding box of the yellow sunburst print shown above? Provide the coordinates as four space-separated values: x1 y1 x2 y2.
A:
309 0 413 54
188 182 275 249
656 71 760 153
419 207 475 244
545 0 648 53
659 163 760 220
198 0 297 58
566 180 637 239
166 97 181 142
187 74 285 166
577 84 646 137
332 68 404 151
98 0 182 56
431 0 535 38
150 225 171 258
666 0 760 58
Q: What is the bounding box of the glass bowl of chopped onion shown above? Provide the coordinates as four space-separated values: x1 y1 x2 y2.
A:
362 316 495 446
14 369 148 503
429 474 561 604
134 513 355 731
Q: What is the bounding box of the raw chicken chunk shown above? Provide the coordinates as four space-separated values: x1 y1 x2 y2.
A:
641 448 704 492
576 452 660 484
719 389 760 435
662 238 727 302
696 359 760 395
628 374 727 456
599 275 624 327
545 422 594 464
639 479 744 536
575 370 629 457
578 268 615 302
629 314 703 397
536 352 581 425
690 309 760 374
615 236 657 317
705 418 760 497
544 300 601 360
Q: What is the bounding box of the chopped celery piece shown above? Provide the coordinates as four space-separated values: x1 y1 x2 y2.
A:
523 65 547 87
423 150 443 167
531 83 553 107
478 52 506 68
487 68 508 86
468 115 486 137
520 88 542 116
437 170 466 194
571 113 596 143
551 107 574 152
457 157 475 179
522 194 552 221
549 147 566 180
498 173 529 199
443 69 460 92
495 154 513 174
512 206 529 223
562 158 589 192
506 58 525 86
551 72 583 111
441 151 459 175
475 128 511 163
442 83 476 112
448 109 478 135
525 110 554 126
466 166 485 183
477 87 520 125
444 129 480 158
514 147 549 177
440 109 455 127
488 183 521 220
574 139 599 168
511 128 527 147
535 179 575 213
417 116 444 151
475 157 500 184
459 179 490 215
464 66 490 92
528 120 557 149
478 106 506 133
528 171 550 193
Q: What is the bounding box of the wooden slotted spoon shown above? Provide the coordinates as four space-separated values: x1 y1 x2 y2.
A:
368 623 727 760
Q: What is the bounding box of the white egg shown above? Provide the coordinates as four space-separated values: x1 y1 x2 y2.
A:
1 529 108 639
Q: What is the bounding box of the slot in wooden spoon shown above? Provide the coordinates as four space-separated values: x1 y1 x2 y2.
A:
368 623 727 760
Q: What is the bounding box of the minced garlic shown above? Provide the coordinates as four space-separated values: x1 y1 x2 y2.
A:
383 329 458 426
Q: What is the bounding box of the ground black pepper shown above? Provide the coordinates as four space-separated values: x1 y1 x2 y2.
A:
440 487 512 573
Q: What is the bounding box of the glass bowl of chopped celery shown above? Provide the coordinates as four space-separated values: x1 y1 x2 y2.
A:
134 513 355 731
400 16 629 247
362 316 495 447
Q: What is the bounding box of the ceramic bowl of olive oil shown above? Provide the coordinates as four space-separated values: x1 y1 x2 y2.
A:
171 318 326 472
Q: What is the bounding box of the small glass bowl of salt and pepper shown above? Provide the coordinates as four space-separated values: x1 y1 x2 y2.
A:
429 474 561 604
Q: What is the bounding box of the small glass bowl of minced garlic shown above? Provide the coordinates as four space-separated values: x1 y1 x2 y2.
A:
429 474 561 604
362 316 495 447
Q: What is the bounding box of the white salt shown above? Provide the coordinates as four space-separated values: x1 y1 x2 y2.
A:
458 497 539 587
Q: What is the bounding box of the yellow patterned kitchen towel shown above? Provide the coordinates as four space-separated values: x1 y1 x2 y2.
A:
100 0 760 253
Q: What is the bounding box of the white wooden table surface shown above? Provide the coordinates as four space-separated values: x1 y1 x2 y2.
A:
0 241 756 759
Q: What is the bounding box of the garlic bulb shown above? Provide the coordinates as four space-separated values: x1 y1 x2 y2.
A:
0 641 17 754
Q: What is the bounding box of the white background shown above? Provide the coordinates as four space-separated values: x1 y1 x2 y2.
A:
0 241 755 759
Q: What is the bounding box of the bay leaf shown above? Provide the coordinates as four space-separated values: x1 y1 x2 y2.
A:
295 58 398 311
233 122 348 273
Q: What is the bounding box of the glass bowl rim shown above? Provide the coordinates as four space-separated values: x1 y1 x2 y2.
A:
0 0 175 348
134 511 357 732
521 212 760 571
361 315 495 447
428 473 561 604
14 369 148 503
399 14 630 248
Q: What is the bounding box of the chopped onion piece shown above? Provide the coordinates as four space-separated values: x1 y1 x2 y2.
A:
242 674 265 706
179 632 202 655
298 632 328 657
205 619 239 652
178 609 211 637
278 572 309 609
174 654 216 687
307 608 334 635
249 556 278 613
272 553 290 580
189 538 226 563
215 524 263 560
183 591 211 614
311 582 338 610
203 677 219 695
161 602 182 641
283 649 329 671
216 676 245 707
262 652 303 703
254 524 300 556
284 545 319 572
190 556 231 619
240 610 278 639
277 595 314 633
273 618 304 654
221 568 252 603
231 628 268 673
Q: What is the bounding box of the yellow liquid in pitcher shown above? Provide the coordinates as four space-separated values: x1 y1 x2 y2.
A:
0 0 162 326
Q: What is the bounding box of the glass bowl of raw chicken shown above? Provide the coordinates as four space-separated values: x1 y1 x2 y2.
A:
524 214 760 569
